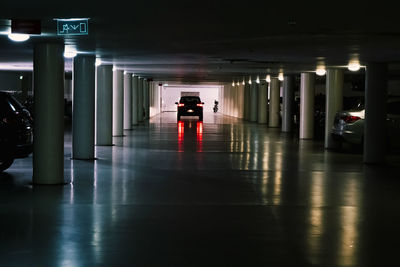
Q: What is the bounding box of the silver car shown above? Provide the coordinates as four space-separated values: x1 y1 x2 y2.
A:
331 98 400 147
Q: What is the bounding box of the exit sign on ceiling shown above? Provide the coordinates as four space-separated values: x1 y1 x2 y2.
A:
56 19 88 35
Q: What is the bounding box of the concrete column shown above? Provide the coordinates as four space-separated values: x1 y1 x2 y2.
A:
325 69 344 148
132 76 138 125
33 42 65 184
244 83 250 120
250 83 258 122
72 55 95 160
364 63 388 164
124 73 132 129
96 65 113 145
143 80 150 119
258 81 268 124
138 78 144 122
300 73 315 139
269 78 280 127
282 75 295 132
112 70 124 136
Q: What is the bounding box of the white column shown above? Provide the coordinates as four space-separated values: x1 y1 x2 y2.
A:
138 78 144 122
325 69 343 148
33 42 65 184
132 76 138 125
364 63 388 164
244 83 250 120
250 83 258 122
72 55 95 160
269 78 280 127
300 73 315 139
282 75 295 132
124 73 132 129
258 81 268 124
96 65 113 145
144 80 150 119
113 70 124 136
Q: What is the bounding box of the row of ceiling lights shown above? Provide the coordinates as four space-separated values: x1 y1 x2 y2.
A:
232 60 362 86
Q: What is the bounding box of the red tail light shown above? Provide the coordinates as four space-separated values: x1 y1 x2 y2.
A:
196 103 203 107
341 115 361 123
178 103 184 107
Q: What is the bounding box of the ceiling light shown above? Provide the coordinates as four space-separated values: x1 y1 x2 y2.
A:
242 79 245 85
266 75 271 83
64 51 77 58
348 61 360 72
95 58 102 66
256 76 260 84
232 81 235 86
164 84 168 86
278 73 284 81
19 75 23 80
8 33 30 42
316 67 326 76
236 81 240 86
248 77 252 85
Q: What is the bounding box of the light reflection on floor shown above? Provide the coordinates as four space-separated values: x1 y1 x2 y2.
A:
1 112 400 266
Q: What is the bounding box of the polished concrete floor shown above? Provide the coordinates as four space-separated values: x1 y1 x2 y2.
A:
1 112 400 266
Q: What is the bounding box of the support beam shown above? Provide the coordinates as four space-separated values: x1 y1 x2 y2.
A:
364 63 388 164
113 70 124 136
325 69 343 148
124 73 132 129
300 73 315 139
138 78 144 122
282 75 295 132
132 76 138 125
96 65 113 145
250 83 258 122
72 55 95 160
33 42 65 184
258 81 268 124
269 78 280 127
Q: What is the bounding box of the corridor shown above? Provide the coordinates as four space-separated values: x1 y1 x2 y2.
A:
1 112 400 266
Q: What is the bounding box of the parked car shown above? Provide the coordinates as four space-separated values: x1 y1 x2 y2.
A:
175 96 204 121
331 97 400 148
0 92 33 171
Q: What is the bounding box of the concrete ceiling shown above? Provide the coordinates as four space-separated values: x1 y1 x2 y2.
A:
1 1 400 82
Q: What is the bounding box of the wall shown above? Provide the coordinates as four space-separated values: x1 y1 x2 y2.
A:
161 85 220 113
149 81 161 117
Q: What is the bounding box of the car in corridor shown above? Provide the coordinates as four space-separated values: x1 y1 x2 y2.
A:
331 97 400 149
175 96 204 121
0 92 33 171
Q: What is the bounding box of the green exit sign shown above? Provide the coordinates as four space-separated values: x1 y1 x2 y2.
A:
57 19 88 35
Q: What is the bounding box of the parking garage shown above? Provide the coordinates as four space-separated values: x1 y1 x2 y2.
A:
2 2 400 266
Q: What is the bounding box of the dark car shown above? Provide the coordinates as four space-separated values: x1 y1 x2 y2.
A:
175 96 204 121
0 92 33 171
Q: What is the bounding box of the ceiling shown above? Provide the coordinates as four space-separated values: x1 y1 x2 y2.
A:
1 1 400 82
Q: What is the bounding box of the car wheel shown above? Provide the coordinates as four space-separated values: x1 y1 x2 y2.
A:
0 157 14 172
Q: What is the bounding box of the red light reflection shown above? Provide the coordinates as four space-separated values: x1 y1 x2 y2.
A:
178 121 184 152
196 121 203 152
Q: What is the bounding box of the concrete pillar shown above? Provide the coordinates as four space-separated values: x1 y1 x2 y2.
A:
364 63 388 164
72 55 95 160
282 75 295 132
269 78 280 127
96 65 113 145
258 81 268 124
299 73 315 139
250 83 258 122
112 70 124 136
244 83 250 120
138 78 144 122
143 80 150 119
132 76 138 125
325 69 344 148
123 73 132 129
33 42 65 184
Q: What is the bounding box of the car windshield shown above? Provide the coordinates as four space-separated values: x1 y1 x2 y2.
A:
180 96 201 103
